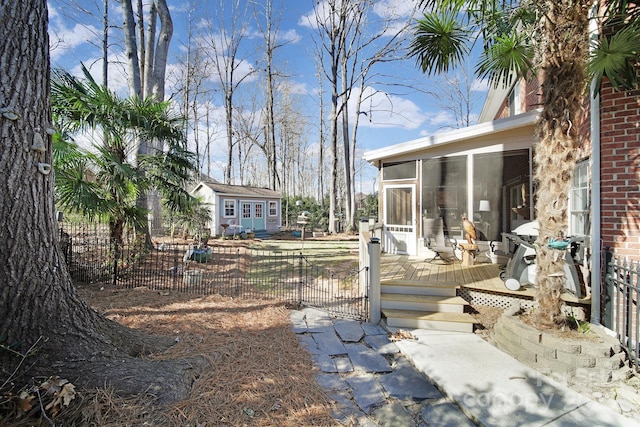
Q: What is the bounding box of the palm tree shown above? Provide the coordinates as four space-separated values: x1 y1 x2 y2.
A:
410 0 640 328
52 65 198 249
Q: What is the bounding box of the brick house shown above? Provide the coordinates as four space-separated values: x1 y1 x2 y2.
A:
363 75 639 323
477 75 640 259
598 80 640 258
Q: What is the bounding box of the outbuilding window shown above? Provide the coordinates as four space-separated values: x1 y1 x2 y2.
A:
223 199 236 217
269 201 278 216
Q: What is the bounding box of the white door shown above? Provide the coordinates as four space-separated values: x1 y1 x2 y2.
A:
383 185 416 255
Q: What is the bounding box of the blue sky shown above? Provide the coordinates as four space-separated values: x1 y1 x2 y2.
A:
47 0 488 193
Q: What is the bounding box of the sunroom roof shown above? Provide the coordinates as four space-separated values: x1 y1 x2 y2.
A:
363 109 540 164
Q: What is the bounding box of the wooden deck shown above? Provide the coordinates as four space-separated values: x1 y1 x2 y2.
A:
380 255 590 305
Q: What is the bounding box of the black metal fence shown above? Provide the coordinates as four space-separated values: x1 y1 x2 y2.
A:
604 250 640 370
59 222 369 320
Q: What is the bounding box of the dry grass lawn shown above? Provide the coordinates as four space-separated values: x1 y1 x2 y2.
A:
7 283 339 426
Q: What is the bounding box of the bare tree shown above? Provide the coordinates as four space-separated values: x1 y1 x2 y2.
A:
120 0 172 100
48 0 114 86
311 0 348 233
234 99 263 185
120 0 174 239
340 2 415 231
252 0 290 190
426 67 480 130
202 0 257 184
310 0 415 232
170 8 212 176
276 85 310 199
316 68 326 208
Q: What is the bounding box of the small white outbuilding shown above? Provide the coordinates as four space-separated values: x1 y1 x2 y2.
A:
191 180 282 237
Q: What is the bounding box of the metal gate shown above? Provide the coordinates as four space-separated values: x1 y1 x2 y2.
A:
60 223 368 320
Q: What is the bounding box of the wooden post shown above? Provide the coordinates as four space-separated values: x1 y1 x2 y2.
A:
368 237 381 324
459 243 478 266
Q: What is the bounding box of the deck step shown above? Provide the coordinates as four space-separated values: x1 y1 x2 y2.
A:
382 309 476 333
381 279 459 297
381 293 468 313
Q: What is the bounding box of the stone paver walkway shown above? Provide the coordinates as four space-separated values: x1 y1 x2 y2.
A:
290 307 477 426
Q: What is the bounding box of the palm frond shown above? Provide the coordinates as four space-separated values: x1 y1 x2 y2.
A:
603 0 640 27
590 22 640 94
51 62 194 238
54 160 111 218
476 31 535 87
410 12 471 74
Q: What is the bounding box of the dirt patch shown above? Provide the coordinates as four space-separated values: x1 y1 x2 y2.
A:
8 283 338 426
470 305 504 343
470 305 599 343
517 311 600 341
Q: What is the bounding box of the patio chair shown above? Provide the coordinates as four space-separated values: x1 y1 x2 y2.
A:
423 217 459 264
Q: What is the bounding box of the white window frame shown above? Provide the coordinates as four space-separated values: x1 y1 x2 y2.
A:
223 199 236 218
569 160 590 236
268 201 278 217
242 202 252 219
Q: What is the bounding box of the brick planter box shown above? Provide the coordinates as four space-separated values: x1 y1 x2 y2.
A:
493 309 628 385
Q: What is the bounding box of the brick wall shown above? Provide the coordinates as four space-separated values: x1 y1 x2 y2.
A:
493 75 542 119
599 80 640 257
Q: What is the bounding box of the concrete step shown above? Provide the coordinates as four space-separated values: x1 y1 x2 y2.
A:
381 279 459 297
381 293 468 313
382 309 476 333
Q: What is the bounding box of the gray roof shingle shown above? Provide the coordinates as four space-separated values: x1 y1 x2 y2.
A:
196 180 281 199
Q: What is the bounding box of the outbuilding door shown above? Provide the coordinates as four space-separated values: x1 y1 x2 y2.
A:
383 185 416 255
240 201 266 231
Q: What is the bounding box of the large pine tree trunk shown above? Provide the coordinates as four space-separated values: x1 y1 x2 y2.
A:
0 0 199 402
534 0 590 327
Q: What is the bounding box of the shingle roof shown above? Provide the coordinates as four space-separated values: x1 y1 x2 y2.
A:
196 180 281 199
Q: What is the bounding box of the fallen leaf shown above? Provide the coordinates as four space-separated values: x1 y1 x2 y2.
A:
17 391 34 412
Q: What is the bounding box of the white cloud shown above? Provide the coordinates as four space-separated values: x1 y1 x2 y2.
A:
49 18 100 62
373 0 417 20
280 28 302 44
428 110 455 126
283 80 309 96
349 86 428 130
471 78 490 92
298 2 324 29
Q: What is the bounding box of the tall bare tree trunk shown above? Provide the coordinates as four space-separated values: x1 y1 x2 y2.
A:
0 0 197 402
534 0 590 327
329 86 339 234
257 0 280 191
121 0 173 240
317 72 325 208
102 0 108 86
121 0 142 97
204 0 252 185
340 58 354 232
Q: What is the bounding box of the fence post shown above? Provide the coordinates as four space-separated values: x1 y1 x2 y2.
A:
236 248 241 295
172 245 178 290
298 252 303 305
368 237 381 324
112 241 118 288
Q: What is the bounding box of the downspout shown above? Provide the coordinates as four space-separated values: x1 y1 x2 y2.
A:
589 7 602 325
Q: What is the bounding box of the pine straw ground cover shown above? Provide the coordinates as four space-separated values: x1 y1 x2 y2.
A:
7 284 339 426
